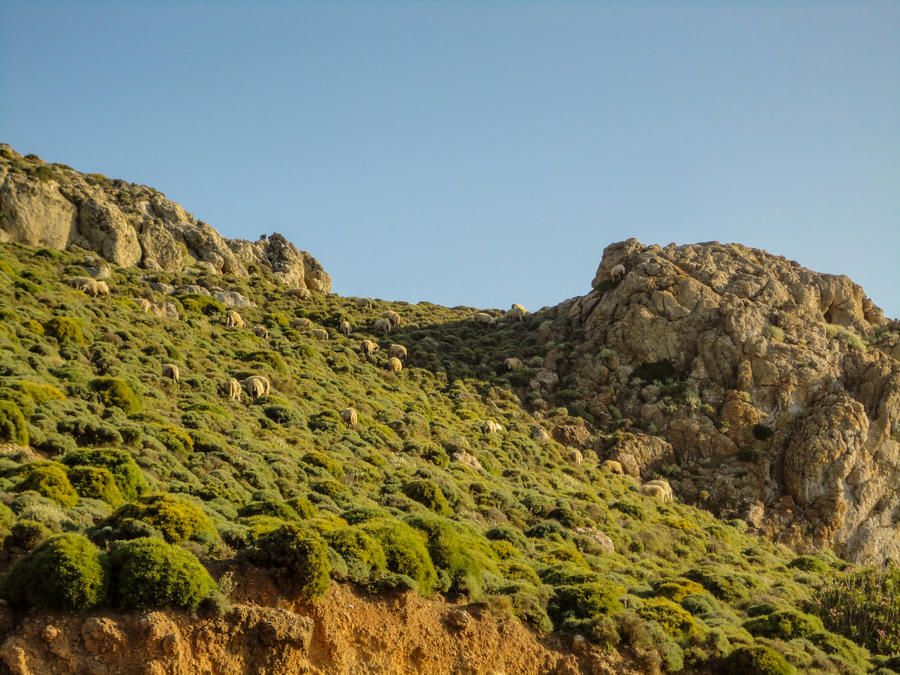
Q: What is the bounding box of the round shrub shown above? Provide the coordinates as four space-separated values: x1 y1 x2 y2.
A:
108 537 215 611
286 496 318 519
743 609 823 641
402 480 451 515
44 316 84 344
67 466 124 506
0 400 28 445
13 461 79 508
787 555 828 574
486 524 528 549
324 525 387 583
549 581 623 624
0 533 107 610
637 597 700 641
89 377 141 414
681 593 722 617
360 518 437 595
238 499 300 521
725 644 795 675
301 450 344 478
61 448 148 500
107 494 216 544
248 522 331 601
5 519 51 550
405 513 487 597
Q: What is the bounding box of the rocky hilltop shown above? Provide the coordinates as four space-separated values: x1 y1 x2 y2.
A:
537 239 899 563
0 145 330 292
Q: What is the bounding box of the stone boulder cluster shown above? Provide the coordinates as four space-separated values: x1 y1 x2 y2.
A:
0 145 330 293
536 238 899 564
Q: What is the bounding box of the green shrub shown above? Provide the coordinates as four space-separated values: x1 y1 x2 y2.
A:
108 537 215 611
238 499 300 521
684 567 749 603
405 513 487 597
402 480 451 515
61 449 148 500
637 597 700 641
360 518 437 595
787 555 828 574
5 519 51 550
67 466 124 506
301 450 344 478
178 294 224 317
248 522 331 601
725 644 795 675
652 578 706 603
0 534 107 610
549 581 623 624
324 526 387 583
57 418 123 446
13 461 79 507
44 316 84 344
0 400 27 445
107 494 216 544
611 500 646 521
806 565 900 655
486 524 528 549
89 377 141 413
16 380 65 403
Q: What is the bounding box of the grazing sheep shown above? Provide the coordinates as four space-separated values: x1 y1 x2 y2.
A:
162 363 180 384
380 310 400 327
357 297 373 308
242 375 270 399
310 328 329 340
340 407 358 428
339 321 351 337
641 479 673 502
68 277 95 292
137 298 153 313
374 318 392 334
252 325 269 340
570 449 584 465
611 263 626 281
482 420 503 434
286 288 312 300
360 340 379 357
504 357 523 371
389 344 407 361
291 317 314 329
227 378 241 401
88 280 110 297
601 459 624 475
225 309 244 328
503 304 528 322
474 312 495 326
387 357 403 373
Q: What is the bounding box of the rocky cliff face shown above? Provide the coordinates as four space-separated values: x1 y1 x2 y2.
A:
0 145 330 292
538 239 899 564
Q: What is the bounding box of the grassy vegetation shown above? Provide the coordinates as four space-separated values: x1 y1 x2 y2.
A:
0 239 894 672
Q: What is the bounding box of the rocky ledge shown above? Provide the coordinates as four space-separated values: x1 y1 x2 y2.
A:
0 145 330 292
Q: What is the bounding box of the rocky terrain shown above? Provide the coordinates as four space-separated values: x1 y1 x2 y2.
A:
0 144 330 292
0 144 897 674
536 239 899 564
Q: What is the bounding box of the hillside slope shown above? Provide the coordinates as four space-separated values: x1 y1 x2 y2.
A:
0 147 897 673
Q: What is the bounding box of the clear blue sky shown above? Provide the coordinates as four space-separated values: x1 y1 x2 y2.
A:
2 2 898 318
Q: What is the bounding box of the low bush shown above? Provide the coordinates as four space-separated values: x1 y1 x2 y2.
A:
360 518 436 595
247 522 331 601
549 580 623 625
637 597 700 641
0 400 28 445
0 533 107 610
89 377 141 414
44 316 84 344
107 494 216 544
725 644 795 675
108 537 215 611
67 466 124 506
324 525 387 583
61 448 148 500
788 555 828 574
13 461 79 507
402 480 451 515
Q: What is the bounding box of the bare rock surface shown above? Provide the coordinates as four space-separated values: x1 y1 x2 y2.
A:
543 238 899 563
0 145 330 292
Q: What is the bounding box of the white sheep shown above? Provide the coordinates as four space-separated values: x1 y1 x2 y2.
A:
88 280 110 297
380 310 400 327
340 407 358 427
360 340 379 357
601 459 624 475
68 276 95 292
339 321 352 337
252 325 269 340
474 312 495 326
387 356 403 373
309 328 329 340
374 318 392 334
641 479 673 502
242 375 270 399
227 378 241 401
286 287 312 300
357 297 373 308
504 357 523 371
291 317 314 329
389 344 407 361
162 363 180 384
503 304 528 322
611 263 626 281
225 309 244 328
482 420 503 434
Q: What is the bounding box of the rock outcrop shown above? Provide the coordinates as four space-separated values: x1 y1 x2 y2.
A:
540 238 899 563
0 145 330 292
